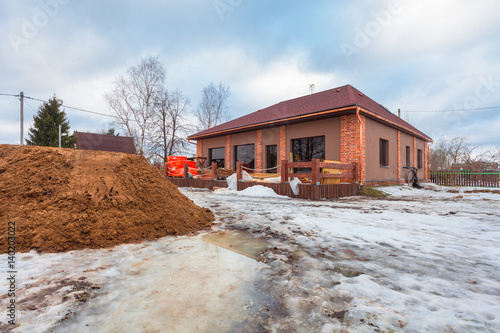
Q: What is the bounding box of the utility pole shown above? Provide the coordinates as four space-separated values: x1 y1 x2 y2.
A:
59 125 62 148
20 91 24 145
398 108 401 118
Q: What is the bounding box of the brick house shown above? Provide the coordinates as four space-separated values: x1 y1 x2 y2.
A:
187 85 432 185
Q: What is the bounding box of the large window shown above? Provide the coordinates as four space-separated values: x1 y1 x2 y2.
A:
405 146 411 167
380 139 389 167
266 145 278 173
292 136 325 162
234 144 255 171
209 147 225 169
417 149 423 169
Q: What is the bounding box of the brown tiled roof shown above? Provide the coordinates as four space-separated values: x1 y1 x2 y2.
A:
74 132 136 154
188 84 432 141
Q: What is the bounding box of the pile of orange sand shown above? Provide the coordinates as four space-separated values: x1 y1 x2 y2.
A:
0 145 214 253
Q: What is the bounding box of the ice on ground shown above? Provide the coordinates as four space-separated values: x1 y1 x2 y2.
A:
182 185 500 332
0 236 267 332
2 184 499 332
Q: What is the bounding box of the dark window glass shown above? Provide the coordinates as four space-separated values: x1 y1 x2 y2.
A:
417 149 423 169
292 136 325 162
234 144 255 171
209 147 225 169
380 139 389 167
406 146 411 167
266 145 278 173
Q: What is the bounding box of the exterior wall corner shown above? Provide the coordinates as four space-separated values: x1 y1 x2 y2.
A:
225 135 231 169
256 129 263 170
196 139 202 158
397 130 401 182
340 113 365 183
279 125 286 172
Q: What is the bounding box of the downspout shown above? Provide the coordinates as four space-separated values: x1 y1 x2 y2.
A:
187 138 196 145
356 107 363 186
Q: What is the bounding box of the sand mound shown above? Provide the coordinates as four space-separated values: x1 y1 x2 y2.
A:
0 145 214 253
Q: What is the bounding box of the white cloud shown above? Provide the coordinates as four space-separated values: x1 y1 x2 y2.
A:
1 1 499 147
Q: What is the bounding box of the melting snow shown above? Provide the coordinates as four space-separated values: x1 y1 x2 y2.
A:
1 184 499 332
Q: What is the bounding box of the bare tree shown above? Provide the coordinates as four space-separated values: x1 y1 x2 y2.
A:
429 139 450 171
461 145 500 171
150 89 192 163
195 82 230 130
105 55 166 156
448 137 467 165
430 136 500 171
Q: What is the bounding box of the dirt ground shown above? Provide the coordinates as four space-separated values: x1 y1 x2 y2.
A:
0 145 214 253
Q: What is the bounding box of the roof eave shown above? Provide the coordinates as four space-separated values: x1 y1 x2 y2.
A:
188 105 432 143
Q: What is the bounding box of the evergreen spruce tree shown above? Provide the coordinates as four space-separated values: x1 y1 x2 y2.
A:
26 96 76 147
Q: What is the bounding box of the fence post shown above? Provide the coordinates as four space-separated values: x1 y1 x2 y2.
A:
311 158 320 185
183 163 189 179
281 160 288 183
236 162 243 182
211 162 217 180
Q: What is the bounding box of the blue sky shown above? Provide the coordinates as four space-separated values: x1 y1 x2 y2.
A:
1 0 499 148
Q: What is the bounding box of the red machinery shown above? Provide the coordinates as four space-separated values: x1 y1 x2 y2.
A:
166 156 199 177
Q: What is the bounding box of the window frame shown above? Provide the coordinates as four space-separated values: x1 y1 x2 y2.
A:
291 135 326 162
380 139 389 167
266 145 278 173
417 149 423 169
405 145 411 167
209 147 225 169
234 144 255 171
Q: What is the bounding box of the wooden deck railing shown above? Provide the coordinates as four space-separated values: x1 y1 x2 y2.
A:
163 159 359 199
278 159 358 185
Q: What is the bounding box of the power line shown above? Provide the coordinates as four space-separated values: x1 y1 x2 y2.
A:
2 93 129 121
26 96 120 120
24 99 54 128
5 91 498 118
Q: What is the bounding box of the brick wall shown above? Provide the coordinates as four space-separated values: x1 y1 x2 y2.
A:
425 143 430 180
196 139 202 158
413 136 417 169
340 113 366 183
225 135 231 169
397 130 401 181
256 129 262 170
279 125 286 172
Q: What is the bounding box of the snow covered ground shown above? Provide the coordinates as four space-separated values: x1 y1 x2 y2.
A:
1 184 499 332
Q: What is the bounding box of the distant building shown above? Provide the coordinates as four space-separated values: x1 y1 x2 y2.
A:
74 131 136 154
188 85 433 185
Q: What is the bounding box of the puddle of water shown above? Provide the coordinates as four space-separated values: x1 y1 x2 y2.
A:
202 230 270 260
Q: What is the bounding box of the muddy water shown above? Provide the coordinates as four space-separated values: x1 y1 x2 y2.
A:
202 230 270 260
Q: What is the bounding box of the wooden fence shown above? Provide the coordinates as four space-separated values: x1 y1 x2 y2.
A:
430 170 500 187
163 159 359 200
236 181 358 200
